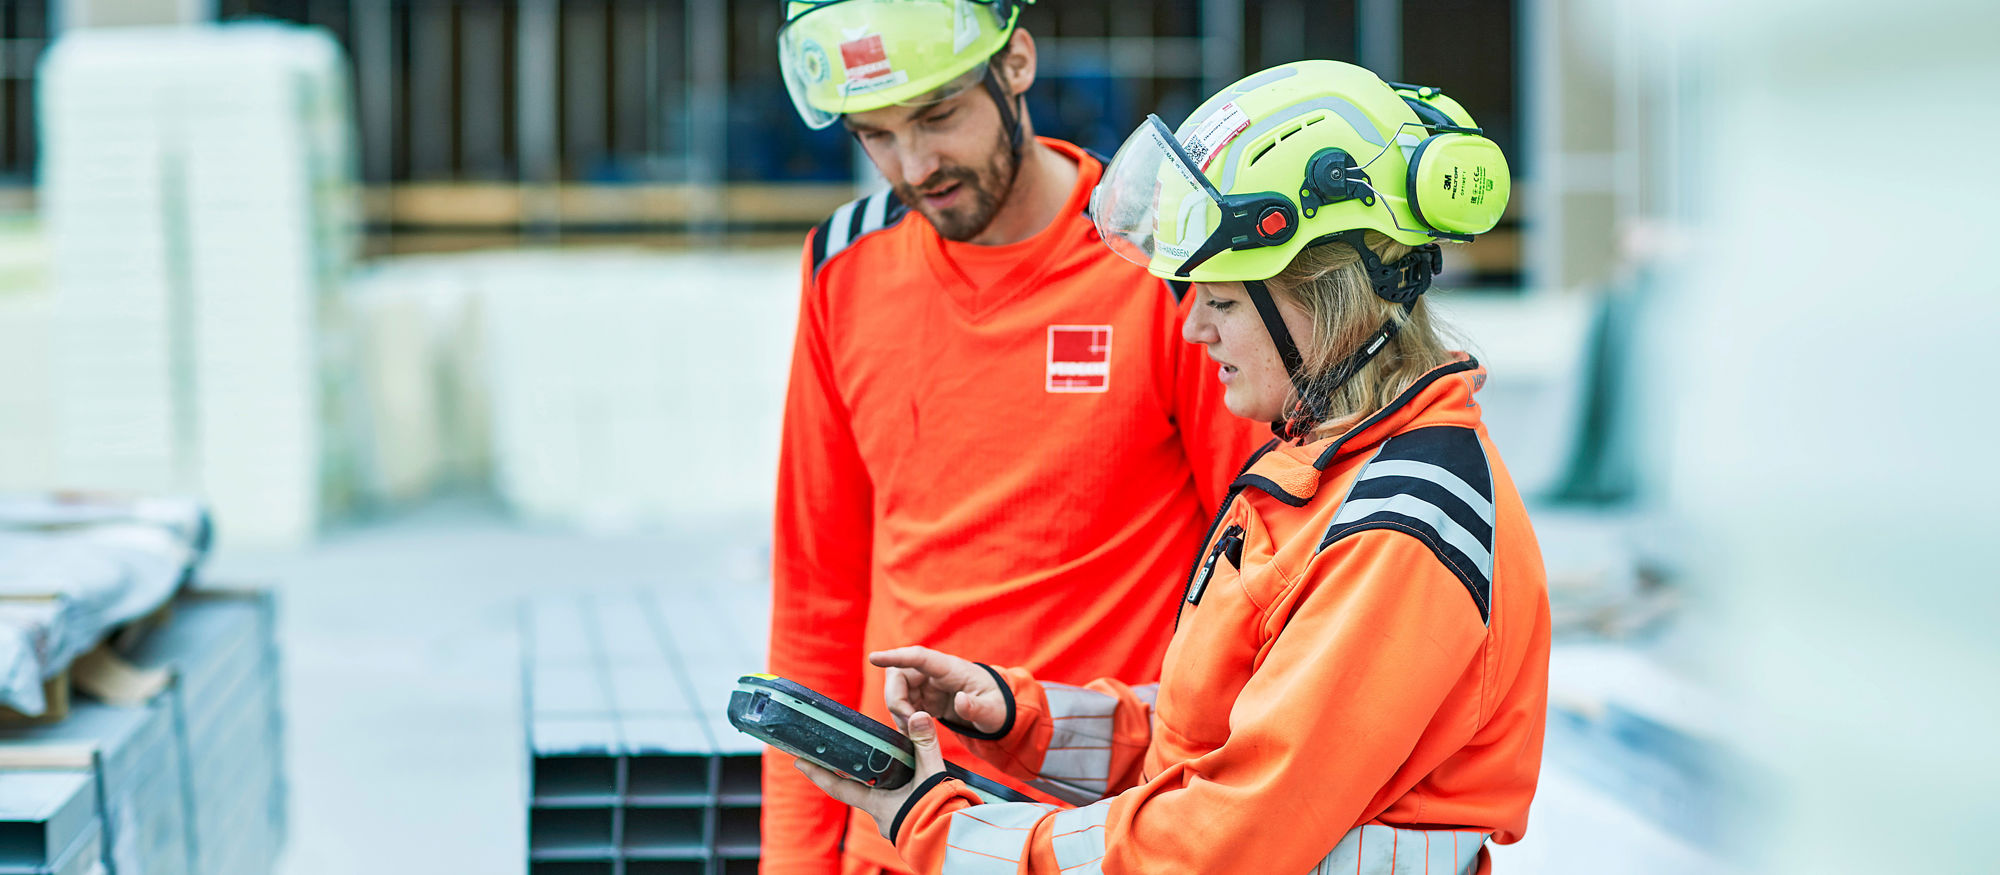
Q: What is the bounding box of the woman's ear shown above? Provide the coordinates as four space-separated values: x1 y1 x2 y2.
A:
1000 27 1037 96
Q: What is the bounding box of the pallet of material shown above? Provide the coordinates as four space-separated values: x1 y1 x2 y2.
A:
0 494 209 719
523 585 769 875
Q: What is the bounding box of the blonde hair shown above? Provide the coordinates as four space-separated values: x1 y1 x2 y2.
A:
1268 231 1456 440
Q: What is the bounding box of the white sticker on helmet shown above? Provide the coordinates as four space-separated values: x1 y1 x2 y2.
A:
1181 102 1252 172
953 0 982 53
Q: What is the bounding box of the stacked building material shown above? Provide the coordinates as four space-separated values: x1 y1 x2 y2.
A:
480 250 797 530
38 23 358 546
0 291 56 493
124 594 284 875
0 772 104 875
0 495 208 718
524 586 770 875
0 702 190 875
0 589 281 875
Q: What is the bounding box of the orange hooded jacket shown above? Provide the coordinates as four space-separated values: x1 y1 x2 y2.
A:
765 138 1267 874
889 356 1551 875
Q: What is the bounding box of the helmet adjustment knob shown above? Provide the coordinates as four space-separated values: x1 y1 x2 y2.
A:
1257 206 1291 240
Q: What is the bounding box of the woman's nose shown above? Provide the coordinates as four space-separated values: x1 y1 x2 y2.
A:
1182 308 1212 345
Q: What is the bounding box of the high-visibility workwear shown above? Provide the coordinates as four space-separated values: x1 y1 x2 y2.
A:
763 137 1267 875
889 357 1551 875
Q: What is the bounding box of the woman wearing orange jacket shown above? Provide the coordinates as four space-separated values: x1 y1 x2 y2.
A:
797 60 1552 875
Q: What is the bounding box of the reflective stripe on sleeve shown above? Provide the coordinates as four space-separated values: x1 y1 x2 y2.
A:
859 188 890 237
1357 459 1494 521
1329 494 1493 572
1131 683 1159 707
1311 825 1488 875
942 802 1059 875
1027 683 1118 804
1050 802 1111 874
824 198 859 256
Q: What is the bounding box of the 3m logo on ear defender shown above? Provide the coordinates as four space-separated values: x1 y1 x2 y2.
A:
1442 171 1457 192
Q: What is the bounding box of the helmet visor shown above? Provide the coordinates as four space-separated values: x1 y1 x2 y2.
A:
1091 114 1230 276
778 0 1015 130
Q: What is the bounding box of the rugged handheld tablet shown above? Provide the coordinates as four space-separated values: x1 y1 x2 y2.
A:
728 674 1032 804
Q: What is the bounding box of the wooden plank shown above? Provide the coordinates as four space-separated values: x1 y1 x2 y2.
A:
363 182 858 227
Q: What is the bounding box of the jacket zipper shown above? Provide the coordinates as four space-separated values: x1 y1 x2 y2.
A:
1177 485 1246 629
1186 525 1245 608
1176 440 1277 629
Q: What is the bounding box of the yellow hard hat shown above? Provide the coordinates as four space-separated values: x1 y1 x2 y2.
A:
778 0 1032 129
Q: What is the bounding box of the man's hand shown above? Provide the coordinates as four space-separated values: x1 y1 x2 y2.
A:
794 711 948 840
871 646 1008 735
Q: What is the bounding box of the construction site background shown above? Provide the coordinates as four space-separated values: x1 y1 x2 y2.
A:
0 0 1992 873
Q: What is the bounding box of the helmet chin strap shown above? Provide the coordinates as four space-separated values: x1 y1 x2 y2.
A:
1247 231 1445 442
980 62 1027 156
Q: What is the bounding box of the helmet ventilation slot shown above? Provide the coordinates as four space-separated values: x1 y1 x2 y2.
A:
1248 115 1325 168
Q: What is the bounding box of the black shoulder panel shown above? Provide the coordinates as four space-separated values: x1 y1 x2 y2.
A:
1318 425 1497 625
811 188 909 275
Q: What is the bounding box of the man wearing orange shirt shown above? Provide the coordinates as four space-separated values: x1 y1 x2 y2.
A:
764 3 1265 872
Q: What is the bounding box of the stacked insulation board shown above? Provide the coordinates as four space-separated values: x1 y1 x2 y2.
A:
0 591 278 875
524 586 770 875
38 23 358 546
481 251 796 530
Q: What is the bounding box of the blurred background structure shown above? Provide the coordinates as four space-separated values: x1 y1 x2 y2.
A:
0 0 1993 873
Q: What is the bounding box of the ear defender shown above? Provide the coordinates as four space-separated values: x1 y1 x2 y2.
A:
1390 83 1511 239
1406 133 1510 237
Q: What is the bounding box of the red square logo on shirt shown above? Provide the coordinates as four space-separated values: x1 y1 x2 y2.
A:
1047 325 1112 393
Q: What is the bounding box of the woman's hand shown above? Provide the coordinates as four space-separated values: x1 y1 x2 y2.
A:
795 710 948 840
871 646 1008 735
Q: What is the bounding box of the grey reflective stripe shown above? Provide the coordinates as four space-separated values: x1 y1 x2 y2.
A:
1218 96 1387 193
1031 683 1117 803
1225 64 1299 97
1357 459 1495 522
942 802 1057 875
859 189 890 237
821 190 893 265
1179 65 1300 147
1331 494 1494 573
1312 825 1488 875
1131 683 1159 708
824 198 860 257
1050 802 1110 874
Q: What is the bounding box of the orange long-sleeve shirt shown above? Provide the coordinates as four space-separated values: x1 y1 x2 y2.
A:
891 356 1551 875
764 138 1266 874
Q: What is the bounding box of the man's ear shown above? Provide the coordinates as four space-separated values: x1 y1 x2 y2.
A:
999 27 1037 96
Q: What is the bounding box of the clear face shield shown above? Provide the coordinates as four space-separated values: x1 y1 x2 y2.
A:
778 0 1017 130
1091 115 1302 279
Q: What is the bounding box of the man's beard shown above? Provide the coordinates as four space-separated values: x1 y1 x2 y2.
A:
896 129 1021 242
